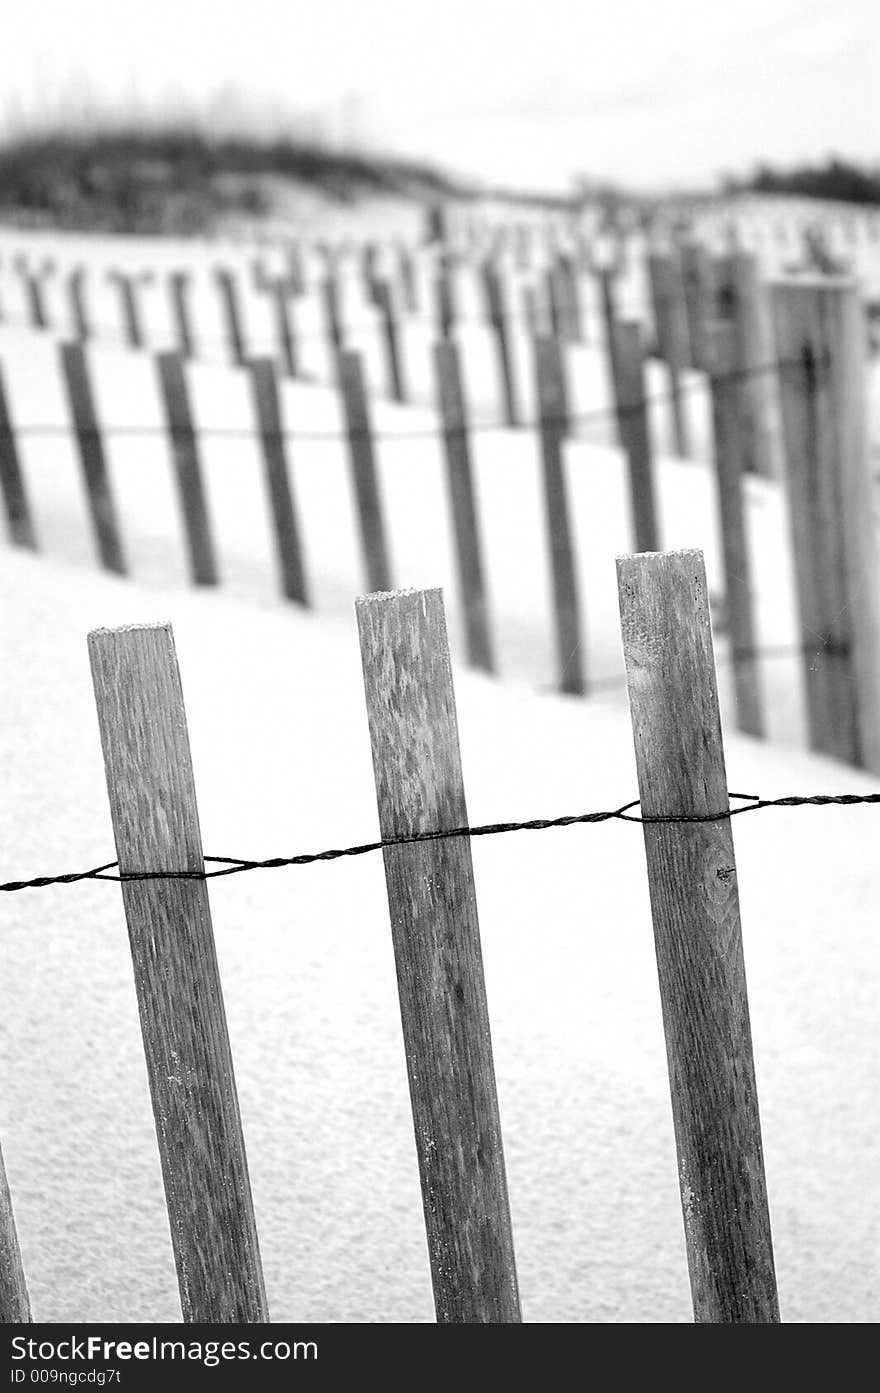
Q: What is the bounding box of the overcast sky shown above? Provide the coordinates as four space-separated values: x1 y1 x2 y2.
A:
4 0 878 192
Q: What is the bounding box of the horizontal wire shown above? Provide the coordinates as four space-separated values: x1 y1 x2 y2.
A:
4 791 880 894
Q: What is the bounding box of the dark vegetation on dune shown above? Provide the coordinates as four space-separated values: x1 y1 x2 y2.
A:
726 156 880 207
0 127 471 233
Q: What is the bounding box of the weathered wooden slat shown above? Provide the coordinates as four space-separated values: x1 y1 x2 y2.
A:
0 364 37 548
434 340 494 672
108 271 146 349
88 623 268 1323
679 241 715 372
0 1143 31 1321
397 242 418 313
715 253 777 479
67 268 91 340
771 277 880 772
356 587 520 1324
266 277 300 378
155 351 219 586
214 268 247 366
21 268 50 330
534 336 586 695
435 254 457 341
482 260 519 427
706 322 763 737
169 272 195 359
338 349 392 593
59 342 126 574
646 251 690 457
374 280 407 402
610 320 660 554
248 356 308 603
321 272 345 377
617 548 779 1324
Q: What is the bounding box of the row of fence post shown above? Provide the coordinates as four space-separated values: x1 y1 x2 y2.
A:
3 265 880 773
0 548 782 1322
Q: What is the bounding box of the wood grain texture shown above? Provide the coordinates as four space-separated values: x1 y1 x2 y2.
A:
356 588 520 1323
338 349 392 593
617 549 779 1324
482 261 519 426
155 351 219 587
0 364 37 548
771 277 880 772
169 272 194 359
706 322 763 737
534 335 586 695
0 1142 31 1320
715 253 777 479
248 356 308 603
646 252 690 457
611 320 660 554
60 341 126 575
88 624 268 1322
374 280 407 402
214 269 247 366
433 340 494 672
68 268 91 341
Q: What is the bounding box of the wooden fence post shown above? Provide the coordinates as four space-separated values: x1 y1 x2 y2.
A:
679 241 714 372
706 322 763 737
610 320 660 554
214 268 248 366
647 251 691 456
155 351 219 586
374 279 407 403
356 587 520 1324
107 271 148 350
433 340 494 672
321 271 345 378
435 256 457 341
361 242 381 305
264 276 300 379
771 277 880 772
20 266 52 330
286 239 306 297
482 260 519 427
59 342 126 575
169 271 195 359
597 267 622 445
534 336 585 695
0 1144 30 1321
68 268 91 340
551 254 583 342
617 548 779 1324
0 364 37 548
715 253 777 479
88 623 268 1323
339 349 392 593
397 242 418 313
248 356 308 603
